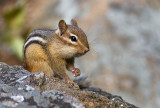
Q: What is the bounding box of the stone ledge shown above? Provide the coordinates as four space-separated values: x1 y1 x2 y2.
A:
0 62 138 108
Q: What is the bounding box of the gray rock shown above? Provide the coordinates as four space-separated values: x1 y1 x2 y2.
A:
0 62 137 108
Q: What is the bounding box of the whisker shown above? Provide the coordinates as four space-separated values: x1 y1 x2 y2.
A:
89 37 98 45
90 46 98 55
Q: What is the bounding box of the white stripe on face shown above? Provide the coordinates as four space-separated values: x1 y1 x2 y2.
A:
69 32 88 50
69 33 77 37
24 37 47 48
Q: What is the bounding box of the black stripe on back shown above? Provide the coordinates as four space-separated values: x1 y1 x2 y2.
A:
25 33 43 43
23 40 45 56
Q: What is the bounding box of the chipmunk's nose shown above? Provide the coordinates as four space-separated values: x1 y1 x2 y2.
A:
83 47 89 54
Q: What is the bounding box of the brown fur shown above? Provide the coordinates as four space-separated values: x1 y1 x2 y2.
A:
24 19 89 86
24 44 53 77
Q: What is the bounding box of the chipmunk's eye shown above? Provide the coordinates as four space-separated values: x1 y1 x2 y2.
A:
70 36 77 42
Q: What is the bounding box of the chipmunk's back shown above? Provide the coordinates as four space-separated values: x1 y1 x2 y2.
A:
24 29 55 53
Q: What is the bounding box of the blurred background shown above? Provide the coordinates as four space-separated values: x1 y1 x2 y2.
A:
0 0 160 107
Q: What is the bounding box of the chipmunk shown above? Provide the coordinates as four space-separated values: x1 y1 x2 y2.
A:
23 19 89 87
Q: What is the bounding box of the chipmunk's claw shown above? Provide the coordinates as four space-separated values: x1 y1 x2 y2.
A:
67 80 79 89
71 68 80 77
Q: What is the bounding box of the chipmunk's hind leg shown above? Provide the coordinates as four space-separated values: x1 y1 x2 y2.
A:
24 44 53 77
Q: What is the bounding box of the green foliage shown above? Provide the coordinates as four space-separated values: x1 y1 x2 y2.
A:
3 1 26 60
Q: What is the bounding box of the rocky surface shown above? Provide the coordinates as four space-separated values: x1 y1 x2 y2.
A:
0 62 137 108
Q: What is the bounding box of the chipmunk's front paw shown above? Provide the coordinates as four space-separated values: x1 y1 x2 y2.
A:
71 68 80 77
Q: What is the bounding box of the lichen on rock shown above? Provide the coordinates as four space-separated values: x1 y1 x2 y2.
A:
0 62 138 108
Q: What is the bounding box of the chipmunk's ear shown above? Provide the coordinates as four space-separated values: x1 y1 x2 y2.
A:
58 20 68 35
71 19 78 27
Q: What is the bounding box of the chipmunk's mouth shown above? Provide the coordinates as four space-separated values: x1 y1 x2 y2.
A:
75 50 89 57
75 53 83 57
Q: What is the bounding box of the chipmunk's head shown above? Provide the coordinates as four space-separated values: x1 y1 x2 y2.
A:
55 19 89 58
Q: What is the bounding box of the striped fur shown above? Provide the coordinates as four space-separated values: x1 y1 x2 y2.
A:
24 33 47 56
